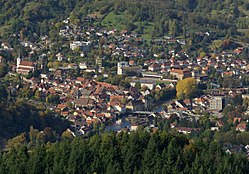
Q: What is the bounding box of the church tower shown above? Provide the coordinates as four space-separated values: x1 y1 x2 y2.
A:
17 53 21 68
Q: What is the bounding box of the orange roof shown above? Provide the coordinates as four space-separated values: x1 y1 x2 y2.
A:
110 95 123 106
76 77 85 82
233 117 242 124
57 104 67 109
20 61 34 67
97 82 119 90
171 69 190 74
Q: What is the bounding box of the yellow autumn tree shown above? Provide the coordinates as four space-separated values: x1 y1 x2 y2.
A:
176 77 197 100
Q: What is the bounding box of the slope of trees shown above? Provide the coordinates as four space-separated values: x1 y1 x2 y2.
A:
0 0 247 39
0 131 248 174
0 99 70 147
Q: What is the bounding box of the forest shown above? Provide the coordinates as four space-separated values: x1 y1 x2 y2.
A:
0 0 249 40
0 131 248 174
0 87 70 147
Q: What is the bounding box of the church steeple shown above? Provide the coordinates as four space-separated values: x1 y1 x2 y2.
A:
17 53 21 68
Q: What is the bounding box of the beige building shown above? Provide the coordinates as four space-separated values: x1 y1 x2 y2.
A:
170 69 191 80
117 61 142 75
209 96 225 111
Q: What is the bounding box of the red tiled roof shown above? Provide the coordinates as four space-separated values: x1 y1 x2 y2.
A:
236 122 247 130
171 69 191 74
233 117 242 124
109 95 123 106
76 77 85 82
19 61 34 67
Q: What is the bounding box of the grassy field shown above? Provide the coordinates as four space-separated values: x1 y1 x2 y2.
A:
142 23 153 41
101 12 154 41
101 12 129 31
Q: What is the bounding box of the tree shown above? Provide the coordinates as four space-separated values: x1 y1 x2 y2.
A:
176 78 197 99
46 94 60 104
169 20 180 36
6 133 27 149
0 85 8 100
34 90 41 101
240 48 249 60
135 82 141 90
61 129 75 140
0 63 8 77
199 51 206 58
142 136 158 173
29 126 39 146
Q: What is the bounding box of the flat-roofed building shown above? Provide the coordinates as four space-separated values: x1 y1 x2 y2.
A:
209 96 225 111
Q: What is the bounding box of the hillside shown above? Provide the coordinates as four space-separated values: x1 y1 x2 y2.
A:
0 99 70 147
0 0 249 40
1 131 249 174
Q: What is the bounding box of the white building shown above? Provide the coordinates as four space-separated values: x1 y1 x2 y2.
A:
79 62 87 69
117 61 129 75
130 79 156 90
70 41 91 52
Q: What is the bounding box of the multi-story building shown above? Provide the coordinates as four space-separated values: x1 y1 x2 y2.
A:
16 56 35 75
209 96 225 111
170 69 192 80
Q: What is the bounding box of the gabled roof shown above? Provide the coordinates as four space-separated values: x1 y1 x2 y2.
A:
170 69 191 74
19 61 34 67
75 97 94 106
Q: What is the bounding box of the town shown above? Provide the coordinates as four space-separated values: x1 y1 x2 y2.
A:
1 16 249 157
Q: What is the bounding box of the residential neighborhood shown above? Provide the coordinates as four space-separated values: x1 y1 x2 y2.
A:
1 16 249 158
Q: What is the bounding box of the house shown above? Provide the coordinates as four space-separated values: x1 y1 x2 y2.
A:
130 125 138 131
79 62 87 69
1 42 12 50
161 62 171 70
117 62 142 76
170 69 191 80
108 95 126 114
16 57 35 75
156 83 167 90
233 117 242 124
56 53 65 61
195 74 209 82
130 79 156 90
70 41 91 52
75 97 94 108
53 69 64 78
75 77 86 84
85 67 96 73
57 104 67 111
211 127 219 131
215 120 224 128
129 60 137 66
234 47 244 55
126 100 145 111
236 122 247 132
148 63 161 72
176 127 200 134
